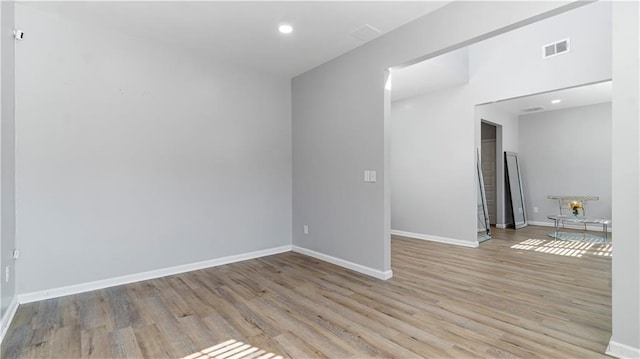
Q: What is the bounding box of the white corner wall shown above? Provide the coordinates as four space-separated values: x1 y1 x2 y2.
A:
519 103 612 224
14 5 292 294
609 1 640 357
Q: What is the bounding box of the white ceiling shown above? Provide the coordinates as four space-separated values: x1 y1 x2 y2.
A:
492 81 612 115
26 1 449 78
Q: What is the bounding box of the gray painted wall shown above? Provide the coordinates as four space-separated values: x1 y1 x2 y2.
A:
0 1 16 322
292 1 563 273
519 103 612 223
292 0 603 272
2 0 637 353
15 5 292 294
294 0 639 352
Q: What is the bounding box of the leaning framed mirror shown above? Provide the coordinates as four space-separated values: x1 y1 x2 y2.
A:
477 149 491 242
505 152 527 229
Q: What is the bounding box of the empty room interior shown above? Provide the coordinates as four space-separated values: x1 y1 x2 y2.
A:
0 1 639 358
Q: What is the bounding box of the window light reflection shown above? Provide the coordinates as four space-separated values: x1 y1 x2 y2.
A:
511 238 612 257
183 339 284 359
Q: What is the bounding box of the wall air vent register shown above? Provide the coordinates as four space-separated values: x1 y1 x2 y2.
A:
543 38 570 58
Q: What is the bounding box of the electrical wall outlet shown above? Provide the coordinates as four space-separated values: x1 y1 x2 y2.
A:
303 225 309 235
533 207 539 213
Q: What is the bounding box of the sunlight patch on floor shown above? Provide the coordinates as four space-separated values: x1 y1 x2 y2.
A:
593 243 613 257
183 339 284 359
511 238 612 257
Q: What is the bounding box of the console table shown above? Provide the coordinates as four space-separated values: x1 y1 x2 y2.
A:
547 195 610 243
547 195 599 217
547 214 611 243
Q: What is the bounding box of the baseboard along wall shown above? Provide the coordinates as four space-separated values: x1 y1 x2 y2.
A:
0 297 19 345
292 245 393 280
606 338 640 359
391 230 479 248
8 242 393 339
17 245 293 304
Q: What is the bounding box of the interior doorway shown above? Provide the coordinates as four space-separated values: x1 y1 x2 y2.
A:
481 122 498 225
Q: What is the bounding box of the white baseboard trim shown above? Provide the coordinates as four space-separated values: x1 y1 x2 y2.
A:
528 220 612 233
292 245 393 280
495 224 507 229
18 245 293 304
1 296 19 345
391 230 479 248
606 339 640 358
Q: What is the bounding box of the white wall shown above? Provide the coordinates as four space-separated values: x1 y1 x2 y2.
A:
468 1 612 104
14 5 292 294
0 0 16 324
610 1 640 355
390 1 610 239
519 103 612 223
390 85 475 243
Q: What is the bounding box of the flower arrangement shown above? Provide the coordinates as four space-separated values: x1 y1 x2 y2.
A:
569 201 583 216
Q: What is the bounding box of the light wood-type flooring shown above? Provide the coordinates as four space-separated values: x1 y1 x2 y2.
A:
1 226 612 358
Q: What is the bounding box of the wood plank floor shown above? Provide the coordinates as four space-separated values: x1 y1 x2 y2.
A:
1 226 612 358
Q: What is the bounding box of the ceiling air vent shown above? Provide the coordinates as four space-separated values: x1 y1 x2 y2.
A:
543 38 570 59
350 24 382 43
521 106 545 113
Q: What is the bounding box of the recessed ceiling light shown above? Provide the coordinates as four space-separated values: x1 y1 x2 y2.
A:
278 24 293 34
551 99 562 104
